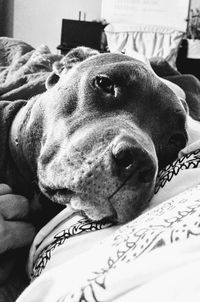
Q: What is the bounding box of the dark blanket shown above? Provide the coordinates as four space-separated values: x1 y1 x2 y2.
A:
0 37 62 101
150 57 200 120
0 38 62 301
0 37 62 183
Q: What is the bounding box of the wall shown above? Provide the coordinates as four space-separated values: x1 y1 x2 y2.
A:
12 0 199 53
0 0 14 36
0 0 4 35
13 0 102 52
192 0 200 10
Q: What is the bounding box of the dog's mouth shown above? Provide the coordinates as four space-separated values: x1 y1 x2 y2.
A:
39 182 118 223
45 187 74 197
39 182 75 204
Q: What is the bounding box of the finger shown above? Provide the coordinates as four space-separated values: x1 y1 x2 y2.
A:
0 194 30 220
0 184 12 196
0 221 36 253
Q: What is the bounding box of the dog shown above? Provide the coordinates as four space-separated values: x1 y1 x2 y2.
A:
7 47 188 224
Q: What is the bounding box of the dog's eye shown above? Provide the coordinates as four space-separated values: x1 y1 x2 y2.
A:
94 75 114 94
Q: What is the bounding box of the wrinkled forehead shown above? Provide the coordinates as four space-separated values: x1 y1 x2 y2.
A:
76 53 154 81
82 52 147 65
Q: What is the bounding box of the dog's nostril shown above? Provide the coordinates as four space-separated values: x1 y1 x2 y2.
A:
138 167 154 183
113 148 134 168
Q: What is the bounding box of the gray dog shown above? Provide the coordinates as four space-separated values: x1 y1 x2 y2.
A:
7 48 188 223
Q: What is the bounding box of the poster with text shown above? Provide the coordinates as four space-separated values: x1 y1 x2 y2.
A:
101 0 190 31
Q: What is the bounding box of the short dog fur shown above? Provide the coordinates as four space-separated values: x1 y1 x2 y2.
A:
7 48 188 223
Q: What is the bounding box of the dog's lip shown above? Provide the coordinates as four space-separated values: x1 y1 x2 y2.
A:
39 181 75 204
39 182 117 223
44 186 74 197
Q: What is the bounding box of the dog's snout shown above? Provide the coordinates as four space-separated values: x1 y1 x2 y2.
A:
112 136 156 183
137 165 156 183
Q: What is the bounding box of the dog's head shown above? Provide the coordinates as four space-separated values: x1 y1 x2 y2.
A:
11 48 188 223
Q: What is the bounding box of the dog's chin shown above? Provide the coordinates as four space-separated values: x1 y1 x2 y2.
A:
38 182 117 223
38 182 150 224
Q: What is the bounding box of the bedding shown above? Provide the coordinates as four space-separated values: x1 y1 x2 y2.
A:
0 37 62 101
17 135 200 301
0 37 62 186
0 37 200 301
104 23 184 68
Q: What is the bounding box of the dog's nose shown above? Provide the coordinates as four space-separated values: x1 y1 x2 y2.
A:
112 145 134 169
112 136 156 183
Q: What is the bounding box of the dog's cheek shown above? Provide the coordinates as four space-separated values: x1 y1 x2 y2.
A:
179 98 189 114
24 122 44 173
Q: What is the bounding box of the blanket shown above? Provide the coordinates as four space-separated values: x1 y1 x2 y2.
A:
0 37 62 101
0 37 62 185
150 57 200 121
0 37 63 302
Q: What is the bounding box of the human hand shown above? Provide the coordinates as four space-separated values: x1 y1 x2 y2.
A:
0 184 36 284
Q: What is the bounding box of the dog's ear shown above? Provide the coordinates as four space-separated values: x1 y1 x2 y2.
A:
46 47 100 90
45 71 60 90
60 46 100 71
45 61 63 90
179 97 189 114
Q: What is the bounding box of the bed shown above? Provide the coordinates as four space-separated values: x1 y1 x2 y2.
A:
1 37 200 302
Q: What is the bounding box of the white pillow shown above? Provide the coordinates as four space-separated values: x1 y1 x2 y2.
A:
105 23 184 68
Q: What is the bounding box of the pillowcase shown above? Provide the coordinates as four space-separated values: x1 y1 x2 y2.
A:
104 23 184 68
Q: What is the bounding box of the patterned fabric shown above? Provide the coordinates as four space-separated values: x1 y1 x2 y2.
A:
154 147 200 194
58 184 200 302
31 217 114 279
